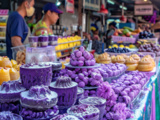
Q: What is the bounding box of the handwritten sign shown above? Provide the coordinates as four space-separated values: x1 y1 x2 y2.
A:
0 9 9 15
134 5 153 16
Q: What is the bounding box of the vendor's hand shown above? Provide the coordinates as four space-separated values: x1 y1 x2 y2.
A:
11 36 23 47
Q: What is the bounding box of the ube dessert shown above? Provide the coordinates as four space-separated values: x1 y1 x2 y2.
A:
20 85 58 110
67 104 100 120
0 81 26 113
38 36 49 47
49 35 58 46
43 62 62 71
20 105 59 120
50 76 78 113
20 63 52 89
0 111 23 120
79 97 106 120
0 81 26 103
52 114 84 120
70 46 96 66
29 36 38 47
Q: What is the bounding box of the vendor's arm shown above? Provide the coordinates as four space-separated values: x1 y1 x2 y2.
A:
10 15 27 47
11 36 23 47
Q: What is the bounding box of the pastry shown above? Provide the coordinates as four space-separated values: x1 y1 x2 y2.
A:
125 57 138 71
0 81 26 113
0 80 26 103
144 55 155 67
38 36 49 47
49 35 58 46
20 85 58 110
20 63 52 89
121 54 129 60
112 55 125 64
96 53 111 64
131 54 141 62
16 50 26 64
138 57 154 71
20 106 59 120
52 114 84 120
0 56 12 68
50 76 78 113
111 55 116 63
79 97 106 120
9 68 20 81
0 68 10 85
0 111 23 120
67 104 100 120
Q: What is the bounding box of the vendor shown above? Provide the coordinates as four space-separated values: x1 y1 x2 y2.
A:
91 24 100 41
6 0 35 59
33 3 63 36
106 21 117 48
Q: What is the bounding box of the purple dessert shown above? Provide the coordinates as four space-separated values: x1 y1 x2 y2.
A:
20 85 58 110
0 81 26 103
20 63 52 89
43 62 62 71
79 97 106 120
0 111 23 120
38 36 49 47
67 104 100 120
49 35 58 46
51 114 84 120
29 36 38 47
76 87 84 105
20 105 59 120
50 77 78 112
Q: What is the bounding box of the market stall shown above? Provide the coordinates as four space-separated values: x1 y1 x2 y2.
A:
0 41 158 119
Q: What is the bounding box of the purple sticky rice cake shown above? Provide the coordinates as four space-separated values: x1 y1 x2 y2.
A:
20 85 58 110
0 80 26 103
0 111 23 120
67 104 100 120
20 105 59 120
20 63 52 89
51 114 84 120
79 97 106 120
50 76 78 113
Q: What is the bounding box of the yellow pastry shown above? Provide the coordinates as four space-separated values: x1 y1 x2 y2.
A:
9 68 20 81
0 68 10 85
143 55 155 67
97 53 111 64
111 56 116 63
125 57 138 71
0 57 12 68
131 54 141 62
138 57 154 72
112 55 125 64
120 54 129 60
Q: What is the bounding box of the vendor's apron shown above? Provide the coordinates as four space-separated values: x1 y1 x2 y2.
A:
23 27 31 45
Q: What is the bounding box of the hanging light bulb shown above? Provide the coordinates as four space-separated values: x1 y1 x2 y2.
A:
56 0 61 6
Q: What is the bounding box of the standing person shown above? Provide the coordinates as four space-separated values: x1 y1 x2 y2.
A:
6 0 35 59
33 3 63 36
91 23 100 41
106 22 117 48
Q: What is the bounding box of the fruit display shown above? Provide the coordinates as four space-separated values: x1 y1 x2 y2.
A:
111 71 148 104
97 63 127 78
139 31 154 39
139 43 160 56
70 46 96 66
59 68 103 88
106 47 130 53
55 35 81 51
109 44 137 49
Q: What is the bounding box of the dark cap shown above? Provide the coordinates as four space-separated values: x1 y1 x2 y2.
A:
43 3 63 14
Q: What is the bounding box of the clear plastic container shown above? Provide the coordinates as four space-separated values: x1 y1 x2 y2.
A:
11 44 29 61
26 46 57 64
